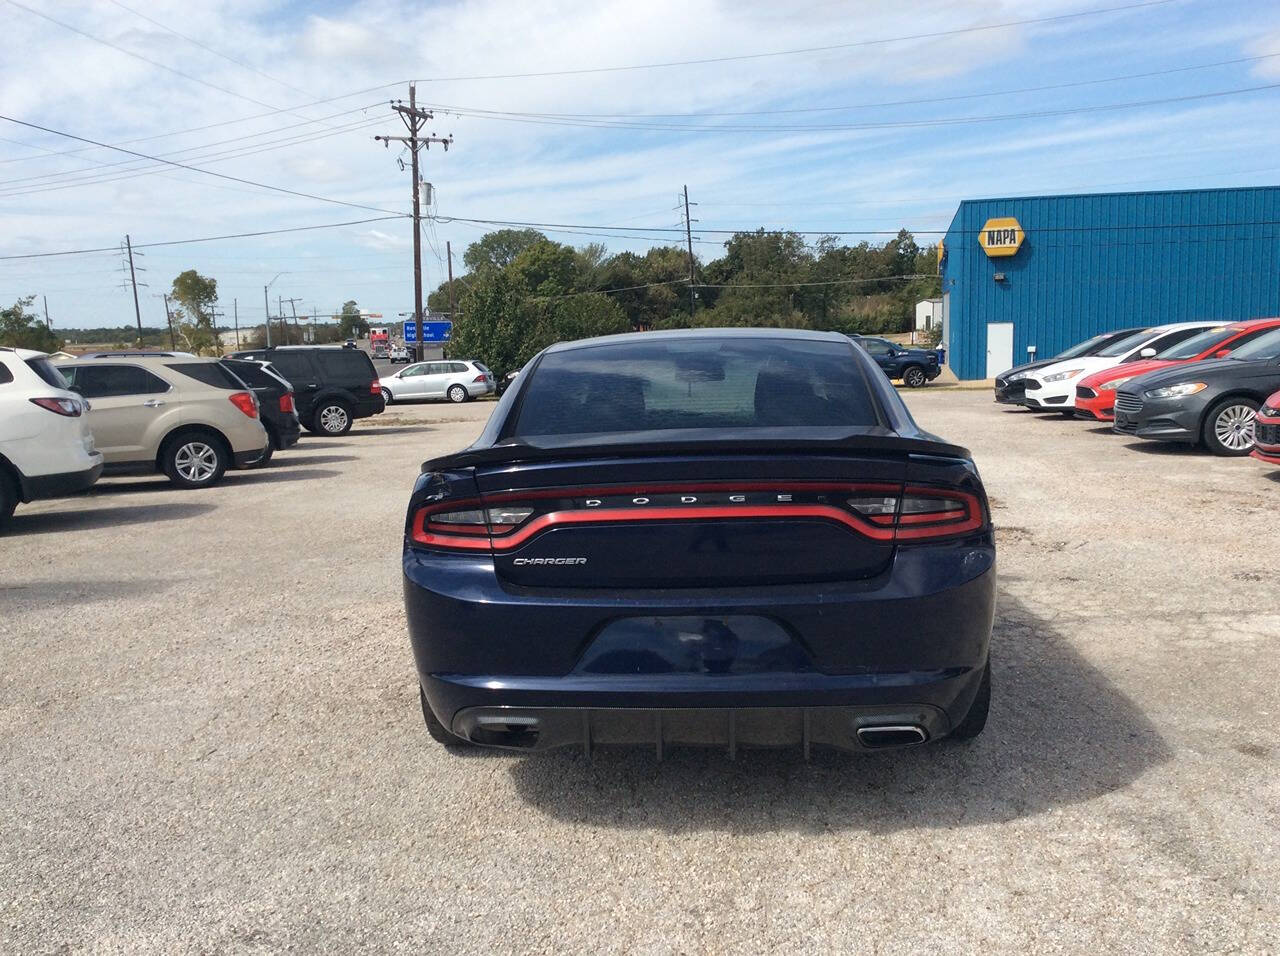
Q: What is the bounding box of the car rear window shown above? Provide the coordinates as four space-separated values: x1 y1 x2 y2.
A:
221 360 274 388
0 362 13 385
315 349 375 379
511 337 878 437
256 351 314 382
166 362 245 389
63 364 169 398
25 357 68 388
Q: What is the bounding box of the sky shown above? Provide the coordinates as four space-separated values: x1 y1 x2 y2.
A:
2 0 1279 331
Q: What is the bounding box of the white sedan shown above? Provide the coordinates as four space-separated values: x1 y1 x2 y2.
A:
1023 321 1221 414
379 359 496 404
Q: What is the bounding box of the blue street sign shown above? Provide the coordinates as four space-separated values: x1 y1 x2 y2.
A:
402 320 452 343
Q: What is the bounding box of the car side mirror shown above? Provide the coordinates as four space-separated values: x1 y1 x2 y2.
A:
1213 349 1230 358
1139 347 1157 358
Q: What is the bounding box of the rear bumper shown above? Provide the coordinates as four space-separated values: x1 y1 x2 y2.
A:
233 446 268 467
22 459 104 501
405 541 995 750
352 395 385 420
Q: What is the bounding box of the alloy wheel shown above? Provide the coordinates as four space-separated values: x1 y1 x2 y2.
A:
320 405 350 433
174 442 218 483
381 388 393 404
1214 404 1256 451
904 367 926 388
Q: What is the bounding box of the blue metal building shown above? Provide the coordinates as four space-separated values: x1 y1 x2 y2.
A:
939 186 1280 380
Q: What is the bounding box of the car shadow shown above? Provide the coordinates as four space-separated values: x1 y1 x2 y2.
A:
1119 441 1204 456
503 590 1170 833
1084 425 1118 436
292 440 350 451
5 501 216 536
227 468 342 484
348 425 436 435
273 454 357 466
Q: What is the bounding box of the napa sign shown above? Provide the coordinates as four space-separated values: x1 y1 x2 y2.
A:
978 217 1025 258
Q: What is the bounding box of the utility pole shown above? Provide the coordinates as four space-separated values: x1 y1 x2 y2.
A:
446 241 456 318
209 306 225 354
42 295 51 329
233 298 239 350
125 234 144 344
683 186 698 317
161 293 176 349
282 297 303 345
375 83 453 360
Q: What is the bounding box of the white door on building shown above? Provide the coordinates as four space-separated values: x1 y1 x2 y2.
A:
986 323 1013 378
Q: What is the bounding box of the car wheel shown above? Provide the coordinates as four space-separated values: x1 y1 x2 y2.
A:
948 658 990 741
419 686 471 749
1202 397 1258 456
315 400 353 435
0 470 17 525
381 387 394 405
902 365 927 388
162 432 228 488
447 384 468 404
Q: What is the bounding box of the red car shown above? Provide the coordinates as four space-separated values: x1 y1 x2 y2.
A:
1074 318 1280 421
1253 388 1280 465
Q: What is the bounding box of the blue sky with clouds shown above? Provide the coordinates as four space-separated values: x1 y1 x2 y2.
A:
2 0 1279 329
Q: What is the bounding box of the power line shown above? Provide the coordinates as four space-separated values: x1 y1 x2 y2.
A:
0 83 403 167
410 0 1173 81
103 0 312 99
430 53 1280 120
0 104 385 189
0 113 406 215
4 0 290 113
423 81 1280 134
0 215 407 261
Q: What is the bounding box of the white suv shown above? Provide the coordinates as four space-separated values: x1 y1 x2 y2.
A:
56 356 268 489
0 347 104 525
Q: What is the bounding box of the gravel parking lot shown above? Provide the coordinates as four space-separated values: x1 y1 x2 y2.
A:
2 390 1277 953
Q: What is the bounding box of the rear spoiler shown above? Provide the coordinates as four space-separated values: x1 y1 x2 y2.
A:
422 428 972 473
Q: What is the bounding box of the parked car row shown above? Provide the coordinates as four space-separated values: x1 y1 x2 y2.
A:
995 320 1280 462
0 345 384 527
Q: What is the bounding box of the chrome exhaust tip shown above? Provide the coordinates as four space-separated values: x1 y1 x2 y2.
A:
855 724 928 749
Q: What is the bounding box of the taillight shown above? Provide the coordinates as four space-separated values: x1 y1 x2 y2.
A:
849 488 983 539
370 381 381 395
30 397 82 417
411 482 986 552
228 391 258 418
279 392 295 414
472 374 486 383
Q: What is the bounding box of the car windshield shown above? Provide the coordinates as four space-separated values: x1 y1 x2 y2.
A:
1156 327 1237 360
1095 329 1156 357
1055 333 1112 360
510 337 878 437
1229 327 1280 362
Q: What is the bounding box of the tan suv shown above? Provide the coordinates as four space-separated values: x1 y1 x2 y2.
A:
56 357 268 488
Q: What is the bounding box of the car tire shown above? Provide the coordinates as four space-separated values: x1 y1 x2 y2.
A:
1202 397 1259 456
0 469 17 525
902 365 927 388
161 431 229 489
381 387 394 405
948 658 990 741
419 686 471 749
447 384 468 404
314 400 353 435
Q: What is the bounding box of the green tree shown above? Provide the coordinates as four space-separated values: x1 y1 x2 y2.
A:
0 296 60 352
462 228 546 275
336 300 367 338
169 269 219 354
452 270 531 376
509 239 579 297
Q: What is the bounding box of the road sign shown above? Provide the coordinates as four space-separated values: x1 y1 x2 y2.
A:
978 217 1024 257
403 320 452 343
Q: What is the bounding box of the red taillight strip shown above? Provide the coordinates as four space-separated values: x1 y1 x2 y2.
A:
488 503 896 550
411 504 492 550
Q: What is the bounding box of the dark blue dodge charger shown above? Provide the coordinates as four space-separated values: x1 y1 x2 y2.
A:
403 328 995 756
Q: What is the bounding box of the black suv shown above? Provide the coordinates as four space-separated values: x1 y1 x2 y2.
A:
851 336 942 387
221 358 301 466
230 346 383 435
